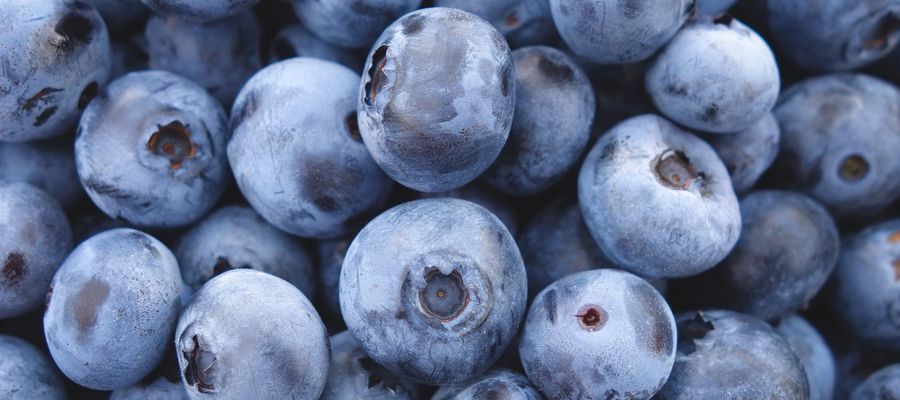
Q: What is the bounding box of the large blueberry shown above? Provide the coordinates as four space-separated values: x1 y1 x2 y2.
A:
291 0 421 49
435 0 556 48
0 334 66 399
851 364 900 400
775 314 836 400
769 74 900 220
175 269 330 399
0 138 83 209
267 24 362 71
482 46 594 196
417 183 518 235
432 368 542 400
646 16 780 134
657 310 809 399
140 0 261 22
0 182 72 319
75 70 229 229
229 58 393 238
549 0 694 64
321 331 423 399
340 198 527 384
704 112 780 193
44 228 184 390
110 376 189 400
357 8 516 192
0 0 110 142
176 205 315 296
578 114 741 278
519 269 676 399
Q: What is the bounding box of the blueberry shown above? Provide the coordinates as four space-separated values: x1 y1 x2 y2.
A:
176 205 316 296
646 16 780 134
432 368 542 400
175 269 330 399
340 198 527 384
140 0 261 22
229 58 393 238
321 331 423 399
89 0 148 33
75 70 229 229
144 11 260 108
519 269 676 399
0 138 84 209
110 376 189 400
549 0 694 64
291 0 421 49
578 114 741 278
830 218 900 352
0 182 72 319
704 112 780 194
696 0 736 15
317 236 353 320
694 190 839 321
850 364 900 400
357 7 516 192
767 0 900 71
44 228 184 390
267 24 362 71
775 314 837 400
482 46 595 197
417 183 519 235
768 74 900 220
657 310 809 399
0 334 66 399
435 0 557 48
0 0 111 142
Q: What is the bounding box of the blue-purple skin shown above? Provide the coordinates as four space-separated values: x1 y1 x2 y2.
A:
519 269 676 399
0 138 84 209
144 11 261 107
435 0 556 48
767 0 900 71
417 183 518 235
851 364 900 400
482 46 594 197
549 0 694 65
0 182 72 319
44 228 185 390
291 0 421 49
139 0 261 22
704 112 780 194
699 190 839 321
358 8 516 192
340 198 527 385
267 24 362 71
578 114 741 279
696 0 736 15
432 369 542 400
769 74 900 220
317 236 352 319
775 314 836 400
75 71 228 229
656 310 810 399
89 0 147 33
0 335 66 399
0 0 110 142
175 269 330 400
646 16 780 134
229 58 393 239
175 205 315 296
321 331 423 399
830 218 900 352
110 377 189 400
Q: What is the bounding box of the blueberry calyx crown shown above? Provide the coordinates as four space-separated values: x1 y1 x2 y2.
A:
654 149 706 192
576 304 608 332
147 121 197 170
418 267 469 322
839 154 869 182
677 312 715 355
345 112 362 142
364 45 389 107
183 335 217 394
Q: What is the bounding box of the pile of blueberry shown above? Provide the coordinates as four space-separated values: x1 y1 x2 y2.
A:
2 0 900 399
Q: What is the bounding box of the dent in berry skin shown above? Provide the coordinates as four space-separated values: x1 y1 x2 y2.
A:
432 368 542 400
578 114 741 278
434 0 557 48
704 112 780 194
0 0 111 142
110 376 190 400
417 183 519 235
775 314 837 400
850 364 900 400
321 331 423 399
266 24 362 71
44 228 184 390
176 205 316 297
229 58 393 239
657 310 810 399
519 269 676 400
357 8 516 192
340 198 527 385
646 16 780 134
140 0 261 22
0 182 72 319
291 0 422 49
768 74 900 220
0 138 84 208
0 335 66 399
175 269 330 400
482 46 595 197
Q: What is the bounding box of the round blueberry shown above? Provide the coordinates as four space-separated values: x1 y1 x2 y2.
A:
775 314 836 400
357 7 516 192
321 331 423 399
0 138 83 209
266 24 362 71
578 114 741 278
110 376 189 400
340 198 527 384
432 368 542 400
0 0 111 142
0 334 66 399
0 182 72 319
519 269 676 399
851 364 900 400
704 112 780 193
291 0 421 49
140 0 261 22
435 0 557 48
44 228 184 390
175 269 330 399
229 58 393 239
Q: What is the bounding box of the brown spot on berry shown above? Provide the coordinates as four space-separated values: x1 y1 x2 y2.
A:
2 253 26 285
71 278 110 334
